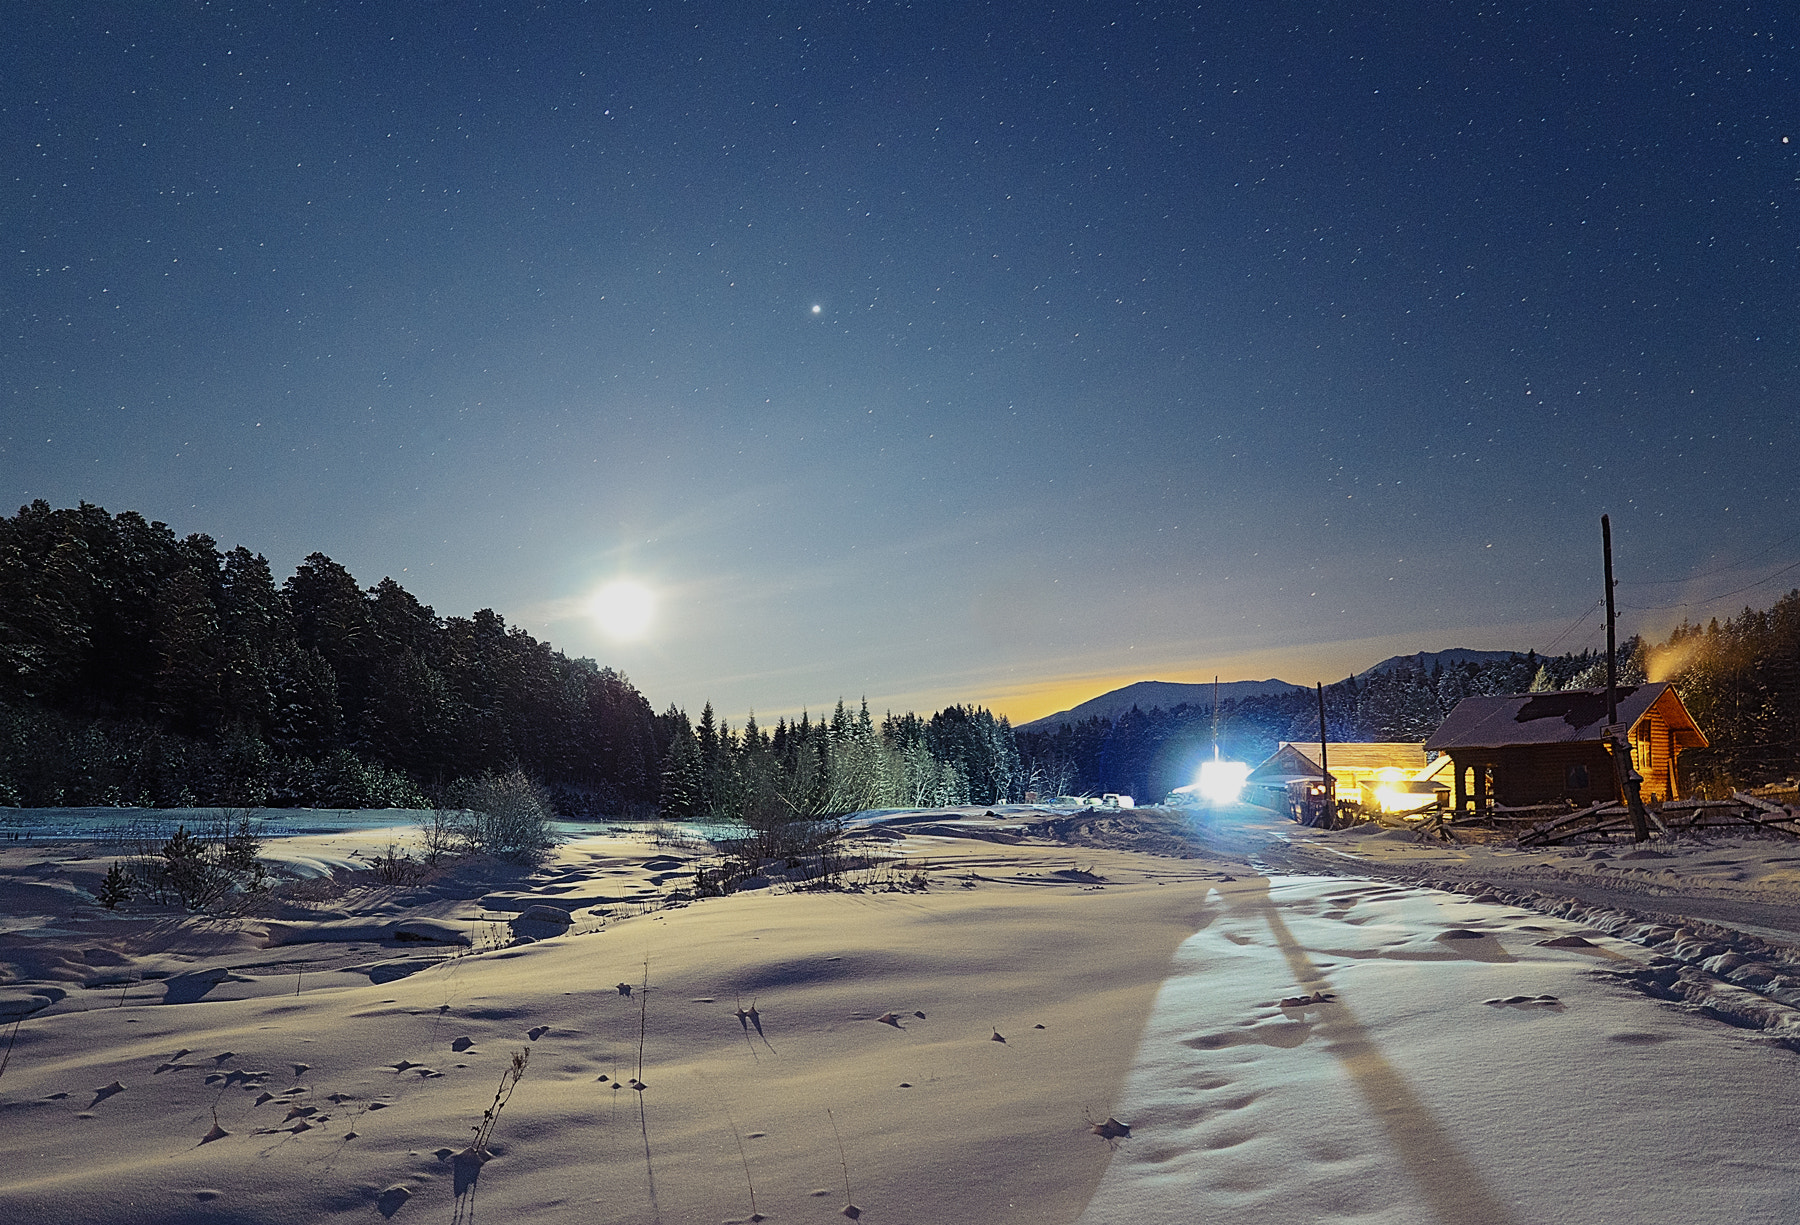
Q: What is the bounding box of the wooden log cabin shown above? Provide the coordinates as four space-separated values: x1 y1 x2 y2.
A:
1424 683 1707 813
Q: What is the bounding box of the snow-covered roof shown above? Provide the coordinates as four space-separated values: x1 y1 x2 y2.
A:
1424 682 1706 751
1277 742 1428 774
1247 742 1428 786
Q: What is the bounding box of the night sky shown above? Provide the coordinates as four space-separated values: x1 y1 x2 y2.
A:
6 3 1798 725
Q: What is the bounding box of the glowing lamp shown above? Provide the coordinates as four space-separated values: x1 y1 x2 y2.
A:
1198 760 1251 804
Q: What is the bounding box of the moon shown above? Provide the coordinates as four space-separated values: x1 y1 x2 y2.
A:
810 303 822 314
589 580 655 640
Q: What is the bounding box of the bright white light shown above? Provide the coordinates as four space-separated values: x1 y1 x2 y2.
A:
1198 760 1251 804
810 303 822 314
589 580 655 640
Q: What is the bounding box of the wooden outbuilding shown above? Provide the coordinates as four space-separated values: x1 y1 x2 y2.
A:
1245 741 1440 818
1424 683 1707 813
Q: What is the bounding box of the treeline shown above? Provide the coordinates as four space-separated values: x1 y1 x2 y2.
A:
1657 589 1800 791
656 699 1023 822
0 501 664 811
15 500 1785 816
0 500 1030 820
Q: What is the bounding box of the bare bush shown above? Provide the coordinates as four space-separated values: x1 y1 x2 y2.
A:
93 809 271 910
158 825 232 910
418 807 461 866
370 843 422 884
454 770 558 864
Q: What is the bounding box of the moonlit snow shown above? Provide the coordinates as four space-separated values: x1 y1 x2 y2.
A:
1 804 1797 1223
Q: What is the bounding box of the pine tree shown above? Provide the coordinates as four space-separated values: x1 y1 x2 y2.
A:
95 860 132 909
659 711 702 821
696 702 722 819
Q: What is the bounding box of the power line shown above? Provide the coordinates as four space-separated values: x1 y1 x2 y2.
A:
1620 556 1800 613
1616 528 1800 586
1542 597 1604 653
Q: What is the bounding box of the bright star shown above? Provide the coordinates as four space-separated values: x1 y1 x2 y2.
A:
810 303 822 314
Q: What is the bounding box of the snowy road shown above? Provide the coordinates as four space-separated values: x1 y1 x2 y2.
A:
1079 873 1800 1225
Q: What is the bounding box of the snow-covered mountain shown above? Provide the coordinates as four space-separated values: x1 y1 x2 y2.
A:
1018 649 1527 732
1354 647 1522 679
1017 678 1306 732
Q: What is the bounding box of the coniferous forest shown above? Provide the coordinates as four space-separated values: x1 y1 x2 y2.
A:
0 501 662 811
0 502 1025 818
3 501 1794 814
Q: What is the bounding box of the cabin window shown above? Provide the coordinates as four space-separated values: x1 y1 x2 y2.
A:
1633 725 1652 772
1566 764 1590 791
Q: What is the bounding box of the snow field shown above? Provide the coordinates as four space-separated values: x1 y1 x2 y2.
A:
1081 875 1800 1225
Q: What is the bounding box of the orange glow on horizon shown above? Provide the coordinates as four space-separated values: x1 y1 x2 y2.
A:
983 673 1155 725
974 624 1581 727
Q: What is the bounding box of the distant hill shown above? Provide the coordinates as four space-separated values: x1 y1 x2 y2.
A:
1018 649 1530 733
1017 679 1306 732
1354 648 1522 679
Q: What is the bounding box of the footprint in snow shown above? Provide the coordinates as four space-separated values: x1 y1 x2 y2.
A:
527 1025 550 1041
1090 1116 1131 1142
1278 991 1335 1008
1483 995 1563 1010
377 1185 412 1218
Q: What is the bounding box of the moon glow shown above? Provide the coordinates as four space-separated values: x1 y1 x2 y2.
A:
590 580 655 640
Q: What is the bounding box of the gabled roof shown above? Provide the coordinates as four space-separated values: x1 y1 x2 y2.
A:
1424 683 1707 752
1276 742 1428 774
1246 741 1427 785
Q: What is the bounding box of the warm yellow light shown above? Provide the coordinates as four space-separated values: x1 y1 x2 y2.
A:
1198 760 1251 803
1374 783 1439 814
590 580 655 640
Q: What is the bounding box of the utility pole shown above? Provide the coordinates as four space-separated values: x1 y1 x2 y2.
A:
1211 675 1221 763
1316 681 1333 828
1602 514 1652 842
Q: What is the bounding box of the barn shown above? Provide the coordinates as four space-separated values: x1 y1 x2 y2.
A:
1424 683 1707 813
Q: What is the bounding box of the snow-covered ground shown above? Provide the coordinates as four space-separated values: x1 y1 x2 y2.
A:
1080 873 1800 1225
1 804 1798 1223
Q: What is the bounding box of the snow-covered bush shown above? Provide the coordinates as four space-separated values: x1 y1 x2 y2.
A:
456 770 558 864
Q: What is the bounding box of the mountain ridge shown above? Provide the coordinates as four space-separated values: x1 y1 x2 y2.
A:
1018 648 1528 731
